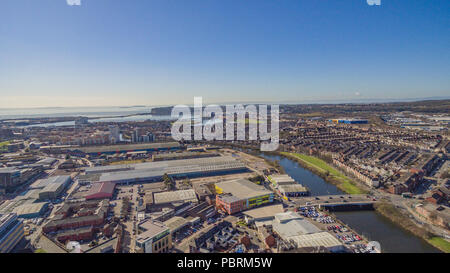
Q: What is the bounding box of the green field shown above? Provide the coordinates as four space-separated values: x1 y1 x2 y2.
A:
427 237 450 253
0 141 10 151
280 152 366 194
0 141 9 147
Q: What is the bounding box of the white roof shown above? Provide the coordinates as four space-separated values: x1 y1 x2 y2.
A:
215 179 271 200
291 232 343 249
153 189 198 205
273 212 320 237
270 174 296 183
278 184 308 193
243 204 284 220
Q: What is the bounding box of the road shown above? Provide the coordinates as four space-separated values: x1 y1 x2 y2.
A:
371 190 449 238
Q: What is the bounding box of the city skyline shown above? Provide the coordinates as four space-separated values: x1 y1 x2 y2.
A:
1 0 449 108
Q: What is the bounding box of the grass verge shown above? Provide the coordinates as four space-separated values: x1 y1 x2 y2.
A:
280 152 366 194
427 237 450 253
374 202 449 253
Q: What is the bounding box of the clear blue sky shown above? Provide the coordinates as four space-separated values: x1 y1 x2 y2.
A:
0 0 449 107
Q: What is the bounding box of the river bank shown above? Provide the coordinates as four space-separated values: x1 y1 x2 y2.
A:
279 152 368 195
278 151 448 252
211 142 448 252
374 202 450 253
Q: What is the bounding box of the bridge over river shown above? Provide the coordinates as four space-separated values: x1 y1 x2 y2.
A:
291 194 378 211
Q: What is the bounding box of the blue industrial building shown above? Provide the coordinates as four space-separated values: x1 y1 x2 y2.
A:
329 118 368 124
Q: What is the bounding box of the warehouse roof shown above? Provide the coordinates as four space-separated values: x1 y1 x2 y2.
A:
36 157 58 165
153 189 198 205
216 179 271 200
12 202 48 216
269 174 296 184
31 175 71 190
136 220 169 243
84 182 116 199
278 184 309 193
273 212 320 237
86 156 239 173
41 182 65 194
74 142 180 154
290 232 343 249
243 204 284 220
86 156 246 183
152 151 219 160
164 216 189 233
0 167 19 174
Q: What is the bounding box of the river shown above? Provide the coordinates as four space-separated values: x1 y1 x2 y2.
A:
260 153 440 253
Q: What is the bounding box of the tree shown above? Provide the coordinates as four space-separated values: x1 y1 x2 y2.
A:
163 173 175 190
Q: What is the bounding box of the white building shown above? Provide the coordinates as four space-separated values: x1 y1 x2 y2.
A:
108 125 120 144
272 212 344 252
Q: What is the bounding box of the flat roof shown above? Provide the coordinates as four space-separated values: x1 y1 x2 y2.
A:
86 156 238 173
291 232 343 249
216 179 272 200
164 216 189 232
243 204 284 219
136 220 169 243
153 151 219 159
153 189 198 205
86 156 246 183
13 202 48 216
273 212 320 237
278 184 308 193
36 157 58 164
84 182 116 198
269 174 296 183
0 167 20 174
73 142 180 154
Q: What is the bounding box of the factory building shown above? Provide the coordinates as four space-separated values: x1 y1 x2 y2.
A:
0 168 21 193
268 174 309 197
84 156 248 185
163 216 190 235
185 202 216 221
135 220 172 253
12 202 49 219
272 212 344 252
151 151 220 162
150 189 199 213
37 175 72 200
42 200 108 234
84 182 116 200
329 118 368 124
0 213 25 253
215 179 274 215
70 142 180 156
153 189 198 206
243 204 284 228
35 157 58 169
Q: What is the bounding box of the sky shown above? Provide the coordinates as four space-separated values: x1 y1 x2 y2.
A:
0 0 449 108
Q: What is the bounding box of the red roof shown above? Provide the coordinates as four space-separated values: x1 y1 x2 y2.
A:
84 182 116 200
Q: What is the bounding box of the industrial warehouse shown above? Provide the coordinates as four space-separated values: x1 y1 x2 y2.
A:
69 142 181 156
215 179 274 214
272 212 344 252
82 156 248 184
269 174 309 197
0 175 71 219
